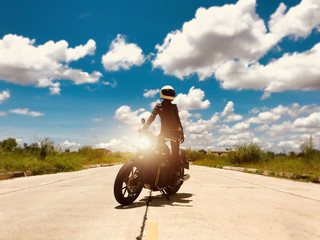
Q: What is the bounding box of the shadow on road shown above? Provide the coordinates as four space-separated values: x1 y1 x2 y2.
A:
115 197 149 209
149 193 193 208
115 192 193 209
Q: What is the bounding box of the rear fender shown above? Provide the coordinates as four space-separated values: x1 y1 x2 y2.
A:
179 148 189 170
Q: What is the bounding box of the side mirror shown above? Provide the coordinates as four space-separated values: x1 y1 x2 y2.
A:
141 118 146 125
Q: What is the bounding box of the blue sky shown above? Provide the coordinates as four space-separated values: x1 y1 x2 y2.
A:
0 0 319 152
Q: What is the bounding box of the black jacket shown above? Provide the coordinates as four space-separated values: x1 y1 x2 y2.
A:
145 100 183 138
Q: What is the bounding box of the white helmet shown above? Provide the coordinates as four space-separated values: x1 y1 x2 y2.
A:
160 85 176 100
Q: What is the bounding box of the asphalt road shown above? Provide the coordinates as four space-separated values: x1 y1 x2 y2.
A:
0 165 319 240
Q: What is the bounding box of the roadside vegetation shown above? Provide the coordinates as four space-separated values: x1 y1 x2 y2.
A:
1 136 319 182
188 137 320 183
0 138 129 175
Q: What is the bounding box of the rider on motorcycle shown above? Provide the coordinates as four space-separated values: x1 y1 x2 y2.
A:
142 85 184 184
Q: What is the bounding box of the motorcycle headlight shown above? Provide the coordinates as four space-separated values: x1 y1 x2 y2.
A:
138 135 152 150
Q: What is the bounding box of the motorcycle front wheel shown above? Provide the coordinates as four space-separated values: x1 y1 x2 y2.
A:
114 161 143 205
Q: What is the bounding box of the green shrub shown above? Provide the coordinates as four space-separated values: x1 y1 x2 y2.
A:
228 143 263 164
186 149 207 161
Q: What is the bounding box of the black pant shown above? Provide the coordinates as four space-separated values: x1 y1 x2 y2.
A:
170 140 180 172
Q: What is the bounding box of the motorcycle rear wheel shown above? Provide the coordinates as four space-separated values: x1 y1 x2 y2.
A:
165 166 184 195
114 161 143 205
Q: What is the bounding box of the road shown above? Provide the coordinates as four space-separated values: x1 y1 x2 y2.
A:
0 165 319 240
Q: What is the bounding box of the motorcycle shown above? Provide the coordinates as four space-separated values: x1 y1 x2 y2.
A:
113 118 190 205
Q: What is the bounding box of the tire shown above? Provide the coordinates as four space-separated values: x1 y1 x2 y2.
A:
114 161 143 205
165 165 184 195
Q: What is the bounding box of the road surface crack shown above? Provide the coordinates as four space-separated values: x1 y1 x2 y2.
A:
136 190 152 240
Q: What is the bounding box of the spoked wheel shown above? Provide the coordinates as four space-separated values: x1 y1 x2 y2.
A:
114 161 143 205
165 165 184 195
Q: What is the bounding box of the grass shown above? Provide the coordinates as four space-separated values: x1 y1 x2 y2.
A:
0 147 130 175
189 144 320 183
1 138 320 182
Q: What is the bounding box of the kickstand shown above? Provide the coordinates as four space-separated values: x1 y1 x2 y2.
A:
160 190 170 201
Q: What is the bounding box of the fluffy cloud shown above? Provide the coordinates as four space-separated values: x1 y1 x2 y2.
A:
0 34 101 95
216 43 320 97
152 0 320 96
184 113 219 134
102 79 117 88
114 105 151 130
9 108 44 117
221 101 243 122
114 84 320 153
61 140 81 150
0 111 7 116
277 132 320 153
95 137 135 152
269 0 320 39
266 112 320 137
293 112 320 129
173 86 210 111
219 122 250 135
102 34 145 71
152 0 277 80
217 132 259 148
247 103 320 124
215 0 320 98
0 90 10 104
143 89 160 98
95 138 122 151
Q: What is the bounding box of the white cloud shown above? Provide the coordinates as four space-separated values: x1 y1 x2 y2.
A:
216 43 320 96
266 112 320 137
277 132 320 153
114 93 320 152
269 0 320 39
114 105 151 130
150 100 161 109
254 124 270 132
185 114 219 134
62 140 81 150
249 107 260 114
0 90 10 104
278 140 301 153
152 0 320 96
152 0 277 80
221 101 234 117
102 80 117 88
0 111 7 116
221 101 243 122
173 86 210 111
9 108 44 117
0 34 101 95
92 118 103 122
247 103 320 124
179 110 192 122
102 34 145 71
293 112 320 129
95 137 136 152
224 114 243 123
143 89 160 98
187 131 215 150
219 122 250 135
217 132 256 148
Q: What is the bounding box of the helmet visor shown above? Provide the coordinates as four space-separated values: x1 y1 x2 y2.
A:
161 88 175 98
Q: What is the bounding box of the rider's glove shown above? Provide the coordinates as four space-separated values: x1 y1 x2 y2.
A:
180 134 184 144
139 124 149 133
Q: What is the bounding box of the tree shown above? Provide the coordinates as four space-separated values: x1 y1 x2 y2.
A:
39 138 55 160
301 136 315 159
1 138 17 151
